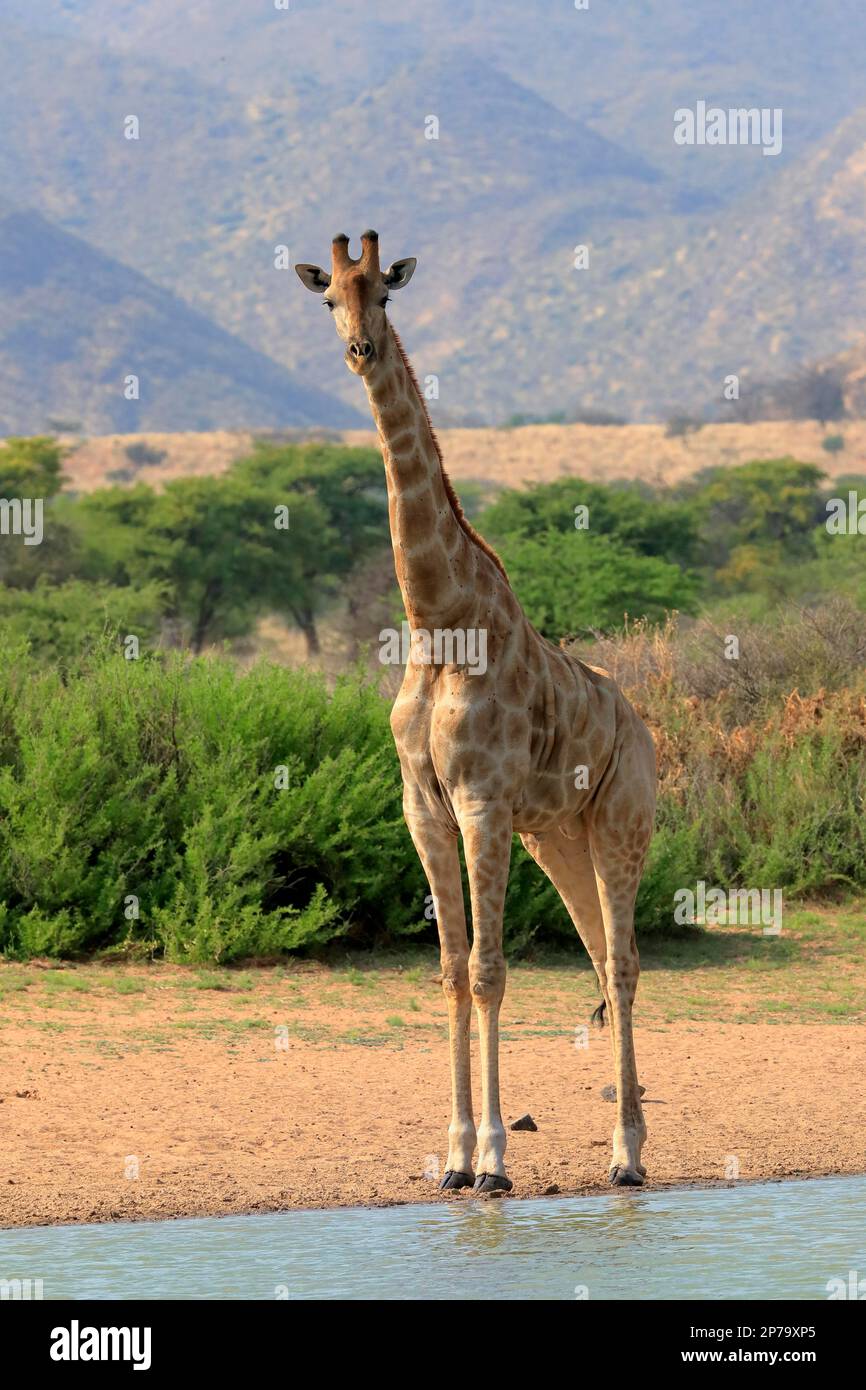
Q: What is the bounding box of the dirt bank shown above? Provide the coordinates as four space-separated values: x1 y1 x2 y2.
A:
1 949 863 1227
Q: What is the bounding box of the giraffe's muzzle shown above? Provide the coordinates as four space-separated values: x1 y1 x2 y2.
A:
346 338 376 374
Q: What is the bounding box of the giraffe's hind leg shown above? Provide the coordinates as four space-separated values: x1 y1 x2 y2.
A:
521 824 629 1181
587 723 656 1187
589 836 648 1188
522 736 654 1188
519 823 610 1026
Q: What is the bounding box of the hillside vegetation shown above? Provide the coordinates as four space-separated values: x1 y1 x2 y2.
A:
4 3 866 425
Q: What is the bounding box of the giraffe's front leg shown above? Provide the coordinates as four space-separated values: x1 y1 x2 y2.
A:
404 805 476 1189
458 800 513 1194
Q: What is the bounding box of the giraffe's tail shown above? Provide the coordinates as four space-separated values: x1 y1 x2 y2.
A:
590 999 607 1029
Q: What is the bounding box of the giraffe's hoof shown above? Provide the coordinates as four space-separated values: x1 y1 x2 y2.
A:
472 1172 513 1194
609 1164 645 1187
439 1169 474 1191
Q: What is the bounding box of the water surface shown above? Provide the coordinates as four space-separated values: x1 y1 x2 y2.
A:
1 1174 864 1300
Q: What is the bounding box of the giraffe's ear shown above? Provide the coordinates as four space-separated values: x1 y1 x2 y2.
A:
383 258 417 291
295 263 331 293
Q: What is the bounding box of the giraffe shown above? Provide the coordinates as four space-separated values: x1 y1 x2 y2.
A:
296 232 657 1191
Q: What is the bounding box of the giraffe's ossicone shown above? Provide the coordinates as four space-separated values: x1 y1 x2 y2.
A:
297 232 657 1191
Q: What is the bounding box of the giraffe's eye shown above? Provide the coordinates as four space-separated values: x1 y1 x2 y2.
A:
323 300 335 311
380 296 390 308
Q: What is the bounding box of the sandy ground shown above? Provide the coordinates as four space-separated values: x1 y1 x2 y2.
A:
60 419 866 494
1 953 864 1228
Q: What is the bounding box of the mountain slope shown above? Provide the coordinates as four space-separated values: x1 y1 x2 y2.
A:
581 100 866 420
3 6 866 423
15 0 866 196
0 28 666 418
0 208 362 434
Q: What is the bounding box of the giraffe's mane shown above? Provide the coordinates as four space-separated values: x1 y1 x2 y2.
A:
391 329 510 584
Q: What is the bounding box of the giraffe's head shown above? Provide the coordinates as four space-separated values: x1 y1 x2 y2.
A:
295 231 416 377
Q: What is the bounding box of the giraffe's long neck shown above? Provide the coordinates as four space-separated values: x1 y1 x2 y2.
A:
364 325 495 633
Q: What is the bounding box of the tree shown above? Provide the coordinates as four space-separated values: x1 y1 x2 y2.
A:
56 484 159 588
140 475 332 653
498 530 698 641
0 436 64 499
821 434 845 454
688 458 826 574
231 443 389 655
0 438 74 590
728 363 847 425
479 477 701 567
44 449 388 655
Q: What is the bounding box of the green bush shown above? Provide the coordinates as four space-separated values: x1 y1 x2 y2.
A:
2 632 863 960
0 580 165 666
0 647 425 961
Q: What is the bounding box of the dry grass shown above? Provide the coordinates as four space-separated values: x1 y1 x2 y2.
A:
59 419 866 495
580 601 866 727
0 901 863 1044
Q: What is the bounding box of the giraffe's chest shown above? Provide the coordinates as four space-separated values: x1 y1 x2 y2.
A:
391 667 523 801
390 652 620 832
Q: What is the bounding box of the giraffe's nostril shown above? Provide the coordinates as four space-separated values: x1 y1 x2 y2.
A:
349 339 375 364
